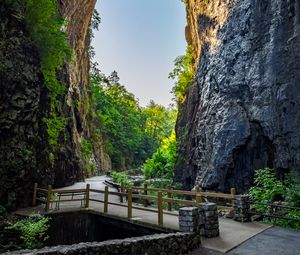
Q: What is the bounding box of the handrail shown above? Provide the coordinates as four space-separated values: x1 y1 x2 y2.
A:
127 185 235 199
249 201 300 211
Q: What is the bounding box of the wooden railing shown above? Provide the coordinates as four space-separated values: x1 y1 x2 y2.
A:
32 183 236 226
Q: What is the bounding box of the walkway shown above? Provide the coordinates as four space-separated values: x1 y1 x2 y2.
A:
15 176 272 253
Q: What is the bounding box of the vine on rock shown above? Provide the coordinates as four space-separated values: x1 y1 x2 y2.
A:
23 0 72 155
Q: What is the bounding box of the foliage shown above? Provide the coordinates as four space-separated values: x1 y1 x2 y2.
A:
169 45 195 104
43 116 66 148
6 215 49 250
80 139 96 177
0 205 7 221
143 100 177 144
23 0 72 151
111 171 132 186
284 173 300 207
91 69 176 170
249 168 300 230
81 139 93 160
142 130 177 180
180 0 188 5
272 210 300 230
249 168 285 205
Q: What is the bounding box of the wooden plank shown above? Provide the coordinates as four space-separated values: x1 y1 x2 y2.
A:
36 188 48 192
230 188 237 196
49 199 84 203
45 185 52 212
108 201 129 208
52 189 87 194
143 183 148 207
90 189 105 194
32 183 38 206
164 210 178 216
127 188 132 219
108 191 127 196
132 205 158 213
163 197 196 206
120 182 124 203
167 189 172 211
104 186 109 213
89 199 104 203
199 191 234 199
128 185 234 199
195 186 203 204
132 193 157 201
85 184 90 208
217 205 233 210
157 192 163 226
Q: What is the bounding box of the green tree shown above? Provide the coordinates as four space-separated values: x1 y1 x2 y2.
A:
142 130 177 180
143 100 177 143
169 45 195 104
91 71 177 170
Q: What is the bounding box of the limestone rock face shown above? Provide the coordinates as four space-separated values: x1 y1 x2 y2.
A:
0 0 110 208
176 0 300 193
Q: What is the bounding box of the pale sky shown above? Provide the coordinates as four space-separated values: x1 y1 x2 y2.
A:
92 0 187 106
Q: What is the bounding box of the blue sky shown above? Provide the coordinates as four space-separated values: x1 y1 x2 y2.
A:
92 0 187 106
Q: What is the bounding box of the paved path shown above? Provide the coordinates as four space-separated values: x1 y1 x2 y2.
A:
228 226 300 255
15 176 272 253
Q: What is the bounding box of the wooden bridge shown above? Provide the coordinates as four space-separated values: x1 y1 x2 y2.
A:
32 182 237 227
15 177 271 253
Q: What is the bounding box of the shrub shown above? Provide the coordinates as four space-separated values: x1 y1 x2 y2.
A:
248 168 285 204
284 173 300 207
249 168 300 230
111 171 132 186
6 215 49 250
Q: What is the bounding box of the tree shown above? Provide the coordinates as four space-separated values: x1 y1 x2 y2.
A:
169 45 195 104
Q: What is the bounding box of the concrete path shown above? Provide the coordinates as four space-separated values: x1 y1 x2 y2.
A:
228 226 300 255
15 176 272 253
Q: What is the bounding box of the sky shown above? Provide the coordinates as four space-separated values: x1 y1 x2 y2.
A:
92 0 187 107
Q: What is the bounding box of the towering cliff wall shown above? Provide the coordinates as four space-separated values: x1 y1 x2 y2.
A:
176 0 300 193
0 0 110 209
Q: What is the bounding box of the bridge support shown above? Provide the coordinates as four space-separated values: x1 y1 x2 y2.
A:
179 207 199 232
199 203 219 238
233 195 250 222
179 203 220 238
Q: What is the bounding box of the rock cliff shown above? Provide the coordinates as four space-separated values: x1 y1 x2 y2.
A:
176 0 300 193
0 0 110 209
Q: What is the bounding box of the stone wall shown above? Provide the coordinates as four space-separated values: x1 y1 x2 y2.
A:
176 0 300 193
0 0 110 209
5 232 200 255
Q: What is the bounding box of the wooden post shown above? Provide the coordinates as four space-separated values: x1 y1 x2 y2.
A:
230 188 236 196
120 182 124 203
104 186 109 213
32 183 38 206
167 189 172 211
231 188 236 207
157 191 163 226
45 185 52 212
85 184 90 208
127 188 132 219
195 185 203 204
143 183 148 207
